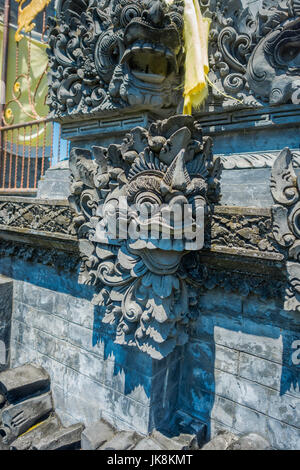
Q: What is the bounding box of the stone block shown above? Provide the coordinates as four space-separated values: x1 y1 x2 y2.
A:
227 433 272 450
239 353 282 390
233 403 268 437
133 437 164 450
267 417 300 450
201 430 238 450
267 389 300 428
0 363 50 402
99 430 141 450
151 429 199 450
215 371 270 415
55 294 94 328
81 419 115 450
9 414 61 450
215 345 239 375
32 423 85 450
210 396 236 428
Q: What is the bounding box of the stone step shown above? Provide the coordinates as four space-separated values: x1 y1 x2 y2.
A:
9 414 62 450
31 423 85 450
0 364 50 403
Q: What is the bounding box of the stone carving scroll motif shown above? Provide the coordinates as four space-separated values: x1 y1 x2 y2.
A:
203 0 300 109
47 0 185 119
69 115 222 359
271 147 300 312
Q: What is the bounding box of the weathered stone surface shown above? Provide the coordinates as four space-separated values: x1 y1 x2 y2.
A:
99 431 141 450
37 161 71 200
81 419 115 450
201 431 239 450
0 364 50 402
9 414 62 450
151 429 199 450
31 422 84 450
133 437 164 450
228 433 272 451
0 392 53 443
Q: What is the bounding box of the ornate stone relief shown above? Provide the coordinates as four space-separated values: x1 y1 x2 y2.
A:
69 115 222 359
0 240 79 272
211 211 276 254
47 0 185 119
0 199 75 236
271 147 300 311
201 0 300 109
221 150 300 170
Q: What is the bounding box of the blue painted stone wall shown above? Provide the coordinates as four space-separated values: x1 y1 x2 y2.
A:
178 289 300 449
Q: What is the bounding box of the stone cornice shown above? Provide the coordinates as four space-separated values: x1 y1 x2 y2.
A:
0 197 284 269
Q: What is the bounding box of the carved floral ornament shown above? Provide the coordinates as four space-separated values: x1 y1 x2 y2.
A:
69 115 222 359
271 147 300 312
201 0 300 108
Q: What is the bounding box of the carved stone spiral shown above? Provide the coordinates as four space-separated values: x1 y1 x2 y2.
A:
223 73 245 93
95 30 121 83
120 3 142 28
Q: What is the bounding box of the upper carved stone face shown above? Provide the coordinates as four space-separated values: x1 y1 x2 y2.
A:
47 0 185 118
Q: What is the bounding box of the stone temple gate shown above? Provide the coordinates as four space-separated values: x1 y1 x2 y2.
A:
0 0 299 450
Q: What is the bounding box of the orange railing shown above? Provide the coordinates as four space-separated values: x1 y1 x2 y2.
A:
0 119 69 194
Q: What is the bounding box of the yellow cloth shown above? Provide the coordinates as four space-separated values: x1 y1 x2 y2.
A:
182 0 210 114
166 0 210 115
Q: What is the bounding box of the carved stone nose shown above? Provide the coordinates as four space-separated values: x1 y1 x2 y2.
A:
142 0 165 27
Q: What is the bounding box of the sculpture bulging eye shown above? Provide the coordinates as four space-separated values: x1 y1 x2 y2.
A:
120 4 142 27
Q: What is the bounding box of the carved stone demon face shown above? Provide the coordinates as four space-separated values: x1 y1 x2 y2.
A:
69 115 222 359
48 0 184 117
247 16 300 105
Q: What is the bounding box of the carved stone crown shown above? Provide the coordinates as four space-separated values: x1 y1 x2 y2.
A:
47 0 185 119
69 115 222 359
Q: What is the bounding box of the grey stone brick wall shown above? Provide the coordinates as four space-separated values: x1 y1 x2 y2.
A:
179 289 300 450
0 256 181 434
0 275 13 372
1 253 299 447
